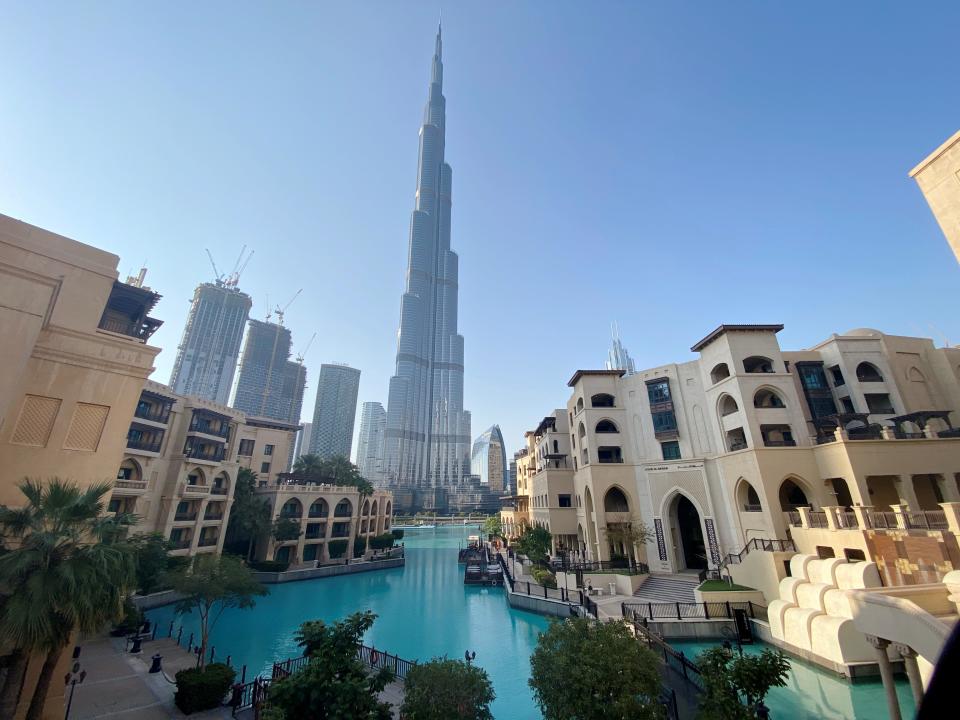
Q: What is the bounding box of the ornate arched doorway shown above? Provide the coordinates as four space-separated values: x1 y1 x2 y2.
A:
669 495 707 571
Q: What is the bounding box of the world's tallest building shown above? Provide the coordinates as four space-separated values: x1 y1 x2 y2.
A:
383 24 471 503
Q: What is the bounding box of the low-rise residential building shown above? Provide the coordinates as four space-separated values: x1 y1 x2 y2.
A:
253 476 392 565
507 325 960 577
115 380 300 557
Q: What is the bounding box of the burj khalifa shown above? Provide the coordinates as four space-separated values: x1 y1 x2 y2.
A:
383 23 471 501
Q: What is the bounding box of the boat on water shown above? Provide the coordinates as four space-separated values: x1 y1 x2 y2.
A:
392 523 436 530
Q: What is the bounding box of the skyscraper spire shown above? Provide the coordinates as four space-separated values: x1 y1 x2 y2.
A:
383 25 470 505
606 322 637 375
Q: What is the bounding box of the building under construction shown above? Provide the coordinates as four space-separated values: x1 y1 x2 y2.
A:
231 318 306 427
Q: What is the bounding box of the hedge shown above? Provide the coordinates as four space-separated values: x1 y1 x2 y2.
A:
391 529 405 540
251 560 289 573
353 536 368 558
531 566 557 589
369 533 395 551
328 539 349 559
175 663 236 714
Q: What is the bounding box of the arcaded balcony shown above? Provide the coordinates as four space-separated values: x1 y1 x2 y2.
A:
760 424 796 447
97 280 162 342
726 427 747 452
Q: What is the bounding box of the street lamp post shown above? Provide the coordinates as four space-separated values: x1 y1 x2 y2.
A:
63 647 86 720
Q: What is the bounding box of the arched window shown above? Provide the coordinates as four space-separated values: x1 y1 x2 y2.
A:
591 393 615 408
856 362 884 382
361 500 370 516
736 479 762 512
578 422 586 439
385 501 392 517
719 394 739 416
603 487 630 513
334 499 353 517
710 363 730 384
187 468 206 486
309 499 328 518
743 356 774 374
779 478 811 511
595 419 619 433
280 498 303 518
117 458 142 482
213 472 229 495
576 397 584 413
553 439 559 453
753 388 786 408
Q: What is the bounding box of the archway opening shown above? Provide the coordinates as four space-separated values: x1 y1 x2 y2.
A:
672 495 706 570
779 478 810 511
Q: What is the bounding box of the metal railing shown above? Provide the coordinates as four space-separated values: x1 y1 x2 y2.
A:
550 558 650 576
188 418 231 439
742 504 762 513
905 510 948 530
126 436 162 453
623 600 767 623
185 445 226 462
498 552 592 614
625 613 705 693
807 511 828 528
763 439 797 447
785 508 950 532
134 404 171 423
720 538 795 570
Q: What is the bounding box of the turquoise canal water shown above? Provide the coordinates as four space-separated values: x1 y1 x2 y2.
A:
669 639 916 719
149 526 916 719
148 526 550 719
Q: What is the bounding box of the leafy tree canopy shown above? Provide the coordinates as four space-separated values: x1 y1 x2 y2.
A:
293 455 374 495
401 658 495 720
529 618 663 720
483 516 502 538
224 468 271 560
696 646 790 720
128 532 174 594
272 517 302 542
516 526 553 563
171 554 267 669
267 611 393 720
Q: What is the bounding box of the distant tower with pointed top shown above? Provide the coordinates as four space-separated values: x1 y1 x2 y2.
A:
382 23 471 495
606 322 637 375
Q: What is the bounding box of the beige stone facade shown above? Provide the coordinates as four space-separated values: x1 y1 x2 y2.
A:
910 128 960 264
0 214 163 720
508 325 960 577
116 380 300 557
254 480 393 565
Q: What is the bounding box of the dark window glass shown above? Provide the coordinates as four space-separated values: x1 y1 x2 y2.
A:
261 462 271 473
264 444 274 456
558 494 572 508
651 411 677 432
661 441 681 460
647 380 671 404
799 365 828 390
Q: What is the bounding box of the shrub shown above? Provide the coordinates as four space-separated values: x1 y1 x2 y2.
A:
353 536 368 558
391 529 404 540
369 533 395 550
174 663 236 714
401 658 495 720
250 560 289 573
530 567 557 589
328 539 349 559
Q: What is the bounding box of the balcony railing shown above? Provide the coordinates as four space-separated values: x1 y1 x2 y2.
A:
174 512 197 522
211 485 228 495
728 440 748 451
894 431 926 440
786 508 951 532
185 445 226 462
763 439 796 447
848 428 882 440
98 315 163 341
742 504 762 513
198 536 218 547
815 435 837 445
807 511 828 528
126 436 162 453
134 404 171 424
188 419 230 439
938 429 960 438
181 482 210 496
114 479 148 493
203 512 224 521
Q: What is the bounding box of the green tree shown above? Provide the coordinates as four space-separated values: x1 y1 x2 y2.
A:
604 521 654 561
128 532 173 594
0 479 136 720
224 468 271 560
529 618 663 720
516 526 553 564
267 612 393 719
696 646 790 720
483 516 502 539
272 517 302 543
401 657 495 720
170 554 267 669
293 453 325 477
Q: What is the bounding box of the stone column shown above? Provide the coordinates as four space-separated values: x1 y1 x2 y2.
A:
894 476 921 512
881 426 897 441
823 506 841 530
797 506 812 529
889 504 911 531
853 505 874 530
937 475 960 502
939 502 960 536
894 644 924 706
867 636 902 720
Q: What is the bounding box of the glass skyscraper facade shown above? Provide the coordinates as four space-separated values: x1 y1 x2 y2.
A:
231 318 306 425
470 425 508 494
309 363 360 460
383 24 471 491
169 281 251 404
356 401 386 485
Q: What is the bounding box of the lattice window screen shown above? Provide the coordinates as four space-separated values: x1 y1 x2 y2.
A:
11 395 62 446
63 403 110 451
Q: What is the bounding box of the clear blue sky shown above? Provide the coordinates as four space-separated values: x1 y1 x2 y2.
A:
2 2 958 458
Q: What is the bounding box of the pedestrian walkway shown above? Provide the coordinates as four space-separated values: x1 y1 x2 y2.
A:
632 573 699 603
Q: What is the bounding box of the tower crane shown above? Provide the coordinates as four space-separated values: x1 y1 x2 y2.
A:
205 249 223 283
274 289 302 326
296 332 317 364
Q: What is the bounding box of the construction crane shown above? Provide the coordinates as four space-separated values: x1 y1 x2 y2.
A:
205 249 223 283
296 332 317 364
274 289 302 326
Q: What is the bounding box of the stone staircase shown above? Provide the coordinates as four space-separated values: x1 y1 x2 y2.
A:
632 573 699 603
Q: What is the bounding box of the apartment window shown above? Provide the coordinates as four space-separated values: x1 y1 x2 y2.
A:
661 441 681 460
558 494 572 508
264 444 274 456
798 365 828 390
647 379 671 405
238 439 255 456
651 411 677 433
844 548 866 563
108 498 121 513
261 462 271 474
597 446 622 463
840 396 855 414
830 366 845 387
864 393 895 415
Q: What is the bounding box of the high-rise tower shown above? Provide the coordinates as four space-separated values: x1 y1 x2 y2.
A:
170 281 252 404
606 322 637 376
383 23 471 496
310 364 361 460
356 402 386 485
231 319 306 425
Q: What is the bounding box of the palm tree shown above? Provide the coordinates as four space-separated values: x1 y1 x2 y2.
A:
292 453 325 479
0 479 135 720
